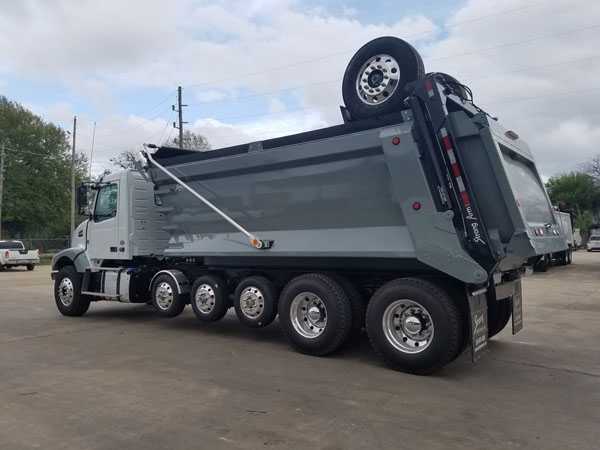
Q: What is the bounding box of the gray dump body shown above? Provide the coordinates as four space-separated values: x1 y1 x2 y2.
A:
148 77 565 284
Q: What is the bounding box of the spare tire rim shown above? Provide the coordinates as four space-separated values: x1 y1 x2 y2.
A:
58 277 74 306
156 282 174 310
239 286 265 319
290 292 327 339
356 54 400 105
382 299 434 354
195 284 216 314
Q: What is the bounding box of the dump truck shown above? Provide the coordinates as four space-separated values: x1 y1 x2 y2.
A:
51 37 566 374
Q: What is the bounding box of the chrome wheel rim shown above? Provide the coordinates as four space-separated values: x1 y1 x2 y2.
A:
356 54 400 105
239 286 265 319
58 277 74 306
195 284 216 314
290 292 327 339
155 282 174 310
382 300 434 354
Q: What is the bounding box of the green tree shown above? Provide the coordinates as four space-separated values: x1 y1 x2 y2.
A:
0 96 88 238
545 172 600 212
163 129 211 151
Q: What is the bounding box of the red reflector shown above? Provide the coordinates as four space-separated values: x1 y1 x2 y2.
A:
534 229 540 236
516 199 521 207
412 202 421 211
392 137 400 145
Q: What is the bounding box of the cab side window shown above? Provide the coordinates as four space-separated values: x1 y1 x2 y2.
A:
94 184 118 223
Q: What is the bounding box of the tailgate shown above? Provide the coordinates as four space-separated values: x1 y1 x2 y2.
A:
448 112 567 267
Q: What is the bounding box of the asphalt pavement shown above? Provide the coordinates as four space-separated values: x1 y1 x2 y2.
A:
1 254 599 449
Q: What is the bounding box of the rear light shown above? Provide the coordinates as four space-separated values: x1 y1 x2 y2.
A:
534 229 540 236
4 251 8 258
37 249 40 257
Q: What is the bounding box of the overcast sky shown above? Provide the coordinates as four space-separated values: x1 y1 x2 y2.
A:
1 0 599 177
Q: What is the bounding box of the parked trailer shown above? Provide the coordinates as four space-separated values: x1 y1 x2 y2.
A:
51 37 566 374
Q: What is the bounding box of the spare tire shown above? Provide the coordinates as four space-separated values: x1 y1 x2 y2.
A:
342 36 424 120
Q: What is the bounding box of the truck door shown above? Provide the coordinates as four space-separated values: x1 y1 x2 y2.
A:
88 182 120 261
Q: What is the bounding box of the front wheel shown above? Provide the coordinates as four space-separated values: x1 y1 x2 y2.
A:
366 278 464 375
54 266 90 316
151 274 187 318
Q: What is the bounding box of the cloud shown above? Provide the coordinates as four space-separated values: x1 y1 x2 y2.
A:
2 0 599 178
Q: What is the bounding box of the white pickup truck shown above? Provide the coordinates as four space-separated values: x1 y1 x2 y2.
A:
0 240 40 271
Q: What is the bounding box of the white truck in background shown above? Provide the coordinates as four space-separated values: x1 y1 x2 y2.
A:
0 240 40 271
551 210 574 265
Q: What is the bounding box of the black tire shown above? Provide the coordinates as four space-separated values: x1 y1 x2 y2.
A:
26 264 35 271
537 256 548 272
366 278 463 375
330 274 365 343
342 36 425 120
54 265 90 316
487 298 511 339
279 273 352 356
567 248 573 264
190 275 229 323
151 274 187 318
0 264 4 272
558 250 568 266
233 276 279 328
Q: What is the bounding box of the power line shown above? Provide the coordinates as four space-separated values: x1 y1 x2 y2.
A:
193 102 340 123
461 54 600 81
426 25 600 63
93 120 173 154
482 86 600 106
77 90 177 123
185 0 565 89
2 146 111 163
186 54 600 108
187 79 341 107
76 105 172 138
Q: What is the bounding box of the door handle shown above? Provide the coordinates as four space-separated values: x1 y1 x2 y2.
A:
110 247 118 252
78 230 84 237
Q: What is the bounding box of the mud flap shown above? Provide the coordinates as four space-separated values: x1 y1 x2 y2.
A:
511 278 523 334
468 290 489 362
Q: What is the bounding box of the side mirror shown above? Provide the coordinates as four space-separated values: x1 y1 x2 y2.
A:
77 184 90 216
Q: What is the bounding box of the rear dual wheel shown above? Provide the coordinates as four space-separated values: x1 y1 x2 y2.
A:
366 278 464 375
279 274 353 356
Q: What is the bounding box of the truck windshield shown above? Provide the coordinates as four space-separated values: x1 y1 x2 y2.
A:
0 241 24 250
94 184 118 222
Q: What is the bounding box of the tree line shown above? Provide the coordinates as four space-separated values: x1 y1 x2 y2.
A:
545 159 600 234
0 97 210 239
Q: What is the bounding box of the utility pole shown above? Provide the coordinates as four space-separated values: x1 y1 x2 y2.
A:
172 86 188 148
70 116 77 238
0 143 4 240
